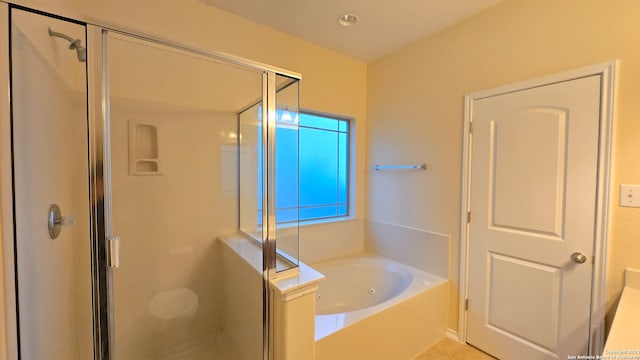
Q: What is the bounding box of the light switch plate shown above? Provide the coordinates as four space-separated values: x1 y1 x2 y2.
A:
620 184 640 207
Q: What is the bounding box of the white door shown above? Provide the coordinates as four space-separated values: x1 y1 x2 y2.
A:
466 75 601 359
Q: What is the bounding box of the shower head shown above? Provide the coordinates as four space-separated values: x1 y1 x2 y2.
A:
48 28 86 62
75 46 87 62
68 39 87 62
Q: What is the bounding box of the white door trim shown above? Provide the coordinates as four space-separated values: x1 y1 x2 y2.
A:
459 61 617 356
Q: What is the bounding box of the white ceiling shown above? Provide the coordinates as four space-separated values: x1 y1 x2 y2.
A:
200 0 503 62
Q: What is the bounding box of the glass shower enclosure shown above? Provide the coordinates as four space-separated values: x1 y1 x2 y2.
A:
2 4 300 359
8 8 93 359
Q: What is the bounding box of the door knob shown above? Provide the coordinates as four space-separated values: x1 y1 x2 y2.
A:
571 252 587 264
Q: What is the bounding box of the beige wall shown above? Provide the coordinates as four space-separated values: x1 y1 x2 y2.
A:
368 0 640 331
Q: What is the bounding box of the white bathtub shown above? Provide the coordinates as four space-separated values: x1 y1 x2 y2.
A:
315 256 413 316
312 253 448 359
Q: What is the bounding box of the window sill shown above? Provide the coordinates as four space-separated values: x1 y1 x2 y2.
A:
269 216 356 230
248 215 356 234
298 216 355 228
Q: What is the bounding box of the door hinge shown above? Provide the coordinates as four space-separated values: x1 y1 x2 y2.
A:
108 236 120 268
592 255 596 265
469 121 474 134
467 211 472 223
465 298 469 311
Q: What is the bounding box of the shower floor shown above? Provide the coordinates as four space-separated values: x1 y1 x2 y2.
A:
138 331 240 360
171 333 238 360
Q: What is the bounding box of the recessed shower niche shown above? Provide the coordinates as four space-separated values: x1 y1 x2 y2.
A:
128 119 163 175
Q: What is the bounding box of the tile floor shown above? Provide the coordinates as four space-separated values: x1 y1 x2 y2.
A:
414 338 497 360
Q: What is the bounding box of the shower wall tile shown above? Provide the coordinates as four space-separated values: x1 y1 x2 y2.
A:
220 238 262 360
109 98 234 358
365 220 449 278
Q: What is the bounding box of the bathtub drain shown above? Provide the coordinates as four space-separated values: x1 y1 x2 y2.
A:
368 287 376 295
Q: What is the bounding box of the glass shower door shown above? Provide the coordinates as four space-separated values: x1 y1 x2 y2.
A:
9 7 94 359
105 32 265 359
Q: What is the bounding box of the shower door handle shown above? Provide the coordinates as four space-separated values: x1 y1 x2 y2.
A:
108 237 121 268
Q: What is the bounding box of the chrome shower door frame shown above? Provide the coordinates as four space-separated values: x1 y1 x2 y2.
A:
0 3 19 359
86 24 111 360
2 5 95 359
93 26 300 360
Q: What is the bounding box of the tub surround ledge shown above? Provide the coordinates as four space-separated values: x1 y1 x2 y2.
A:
365 219 449 278
270 263 325 302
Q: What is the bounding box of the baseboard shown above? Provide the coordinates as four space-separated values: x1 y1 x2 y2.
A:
446 329 461 342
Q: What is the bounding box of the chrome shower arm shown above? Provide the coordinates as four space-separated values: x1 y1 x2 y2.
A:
48 28 75 45
48 27 86 62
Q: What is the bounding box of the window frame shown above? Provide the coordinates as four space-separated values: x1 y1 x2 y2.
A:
294 109 351 224
256 108 355 229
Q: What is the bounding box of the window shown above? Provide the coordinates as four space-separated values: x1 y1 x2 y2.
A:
297 112 350 221
258 111 350 224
